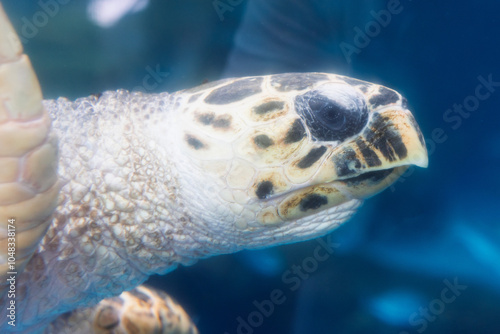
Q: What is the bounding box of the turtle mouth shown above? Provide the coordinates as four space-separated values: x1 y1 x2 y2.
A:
261 165 401 206
340 168 395 185
266 165 409 223
333 165 409 200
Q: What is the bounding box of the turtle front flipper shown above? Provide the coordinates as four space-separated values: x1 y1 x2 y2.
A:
45 286 199 334
0 3 59 297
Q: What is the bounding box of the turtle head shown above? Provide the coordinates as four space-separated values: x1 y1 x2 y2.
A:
171 73 427 249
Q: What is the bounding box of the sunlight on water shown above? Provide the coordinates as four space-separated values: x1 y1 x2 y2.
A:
87 0 149 27
365 289 424 326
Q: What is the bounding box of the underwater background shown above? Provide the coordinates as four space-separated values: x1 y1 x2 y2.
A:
4 0 500 333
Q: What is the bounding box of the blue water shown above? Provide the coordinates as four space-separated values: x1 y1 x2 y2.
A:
5 1 500 333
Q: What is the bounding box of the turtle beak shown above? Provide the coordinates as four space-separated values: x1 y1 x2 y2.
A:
274 106 427 222
310 106 428 199
329 107 428 198
337 107 428 172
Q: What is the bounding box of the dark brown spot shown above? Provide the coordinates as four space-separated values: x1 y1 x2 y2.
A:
369 87 400 108
252 101 285 115
212 115 231 128
186 135 205 150
197 113 215 125
256 181 274 199
95 305 120 330
196 113 231 128
128 288 150 303
271 73 328 92
299 194 328 211
356 139 381 167
297 146 327 169
363 114 407 162
332 147 362 177
254 134 274 149
284 119 306 143
205 77 263 104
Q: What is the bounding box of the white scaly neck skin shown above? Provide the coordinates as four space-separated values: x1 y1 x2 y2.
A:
5 90 236 332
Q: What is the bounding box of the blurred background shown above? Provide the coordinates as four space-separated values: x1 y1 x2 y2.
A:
4 1 500 333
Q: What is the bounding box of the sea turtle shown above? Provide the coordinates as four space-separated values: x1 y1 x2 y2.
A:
0 3 428 333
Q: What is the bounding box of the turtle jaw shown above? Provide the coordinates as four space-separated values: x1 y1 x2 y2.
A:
326 105 428 199
310 105 429 185
273 106 428 222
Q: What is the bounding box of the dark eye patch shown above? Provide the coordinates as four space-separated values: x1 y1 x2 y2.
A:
295 91 368 142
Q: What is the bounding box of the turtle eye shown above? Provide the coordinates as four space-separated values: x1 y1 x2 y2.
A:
308 97 347 131
296 89 369 142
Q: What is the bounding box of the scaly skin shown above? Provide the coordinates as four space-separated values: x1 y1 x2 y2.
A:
45 285 199 334
0 4 428 333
